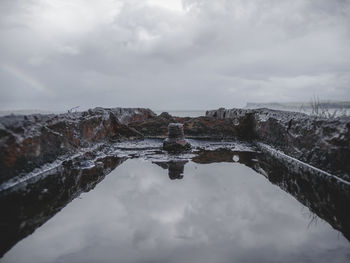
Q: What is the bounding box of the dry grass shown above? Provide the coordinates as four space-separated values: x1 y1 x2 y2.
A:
308 96 349 118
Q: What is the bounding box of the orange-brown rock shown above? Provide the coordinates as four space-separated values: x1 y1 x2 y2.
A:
0 108 155 183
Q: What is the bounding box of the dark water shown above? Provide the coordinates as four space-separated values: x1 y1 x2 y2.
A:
2 159 350 263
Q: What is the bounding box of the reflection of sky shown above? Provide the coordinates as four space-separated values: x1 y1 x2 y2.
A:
3 160 350 263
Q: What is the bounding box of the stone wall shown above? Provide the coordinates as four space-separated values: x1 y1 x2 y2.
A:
1 107 349 183
0 107 155 183
206 108 350 179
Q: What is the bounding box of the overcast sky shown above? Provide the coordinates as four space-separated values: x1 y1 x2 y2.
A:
0 0 349 111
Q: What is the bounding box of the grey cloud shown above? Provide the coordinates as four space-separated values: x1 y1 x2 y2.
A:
0 0 349 111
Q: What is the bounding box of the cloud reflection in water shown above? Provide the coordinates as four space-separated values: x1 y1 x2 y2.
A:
2 160 350 263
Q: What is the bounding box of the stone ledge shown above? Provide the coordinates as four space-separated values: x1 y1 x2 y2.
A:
206 108 350 179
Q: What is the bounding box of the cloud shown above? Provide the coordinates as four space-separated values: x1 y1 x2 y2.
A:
1 64 46 92
0 0 349 111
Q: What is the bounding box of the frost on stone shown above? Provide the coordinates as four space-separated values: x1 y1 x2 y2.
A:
233 119 240 126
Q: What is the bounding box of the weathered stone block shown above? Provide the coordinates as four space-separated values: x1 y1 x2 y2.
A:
163 123 191 153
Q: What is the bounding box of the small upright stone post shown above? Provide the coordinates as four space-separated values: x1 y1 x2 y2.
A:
163 123 191 153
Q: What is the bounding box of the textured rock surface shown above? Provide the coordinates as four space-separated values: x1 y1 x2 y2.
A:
1 106 349 183
163 123 191 153
0 107 155 183
206 108 350 179
129 115 248 139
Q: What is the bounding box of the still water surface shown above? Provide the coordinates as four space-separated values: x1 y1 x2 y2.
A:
2 159 350 263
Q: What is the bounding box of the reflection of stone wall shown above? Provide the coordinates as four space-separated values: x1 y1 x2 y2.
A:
192 148 257 167
192 147 350 242
255 148 350 241
0 154 125 257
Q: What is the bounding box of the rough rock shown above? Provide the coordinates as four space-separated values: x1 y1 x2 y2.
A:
128 112 176 137
0 107 155 183
129 115 249 139
1 106 349 183
206 108 350 179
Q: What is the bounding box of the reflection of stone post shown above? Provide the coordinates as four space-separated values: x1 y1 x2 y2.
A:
168 161 187 180
163 123 191 153
152 160 188 180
